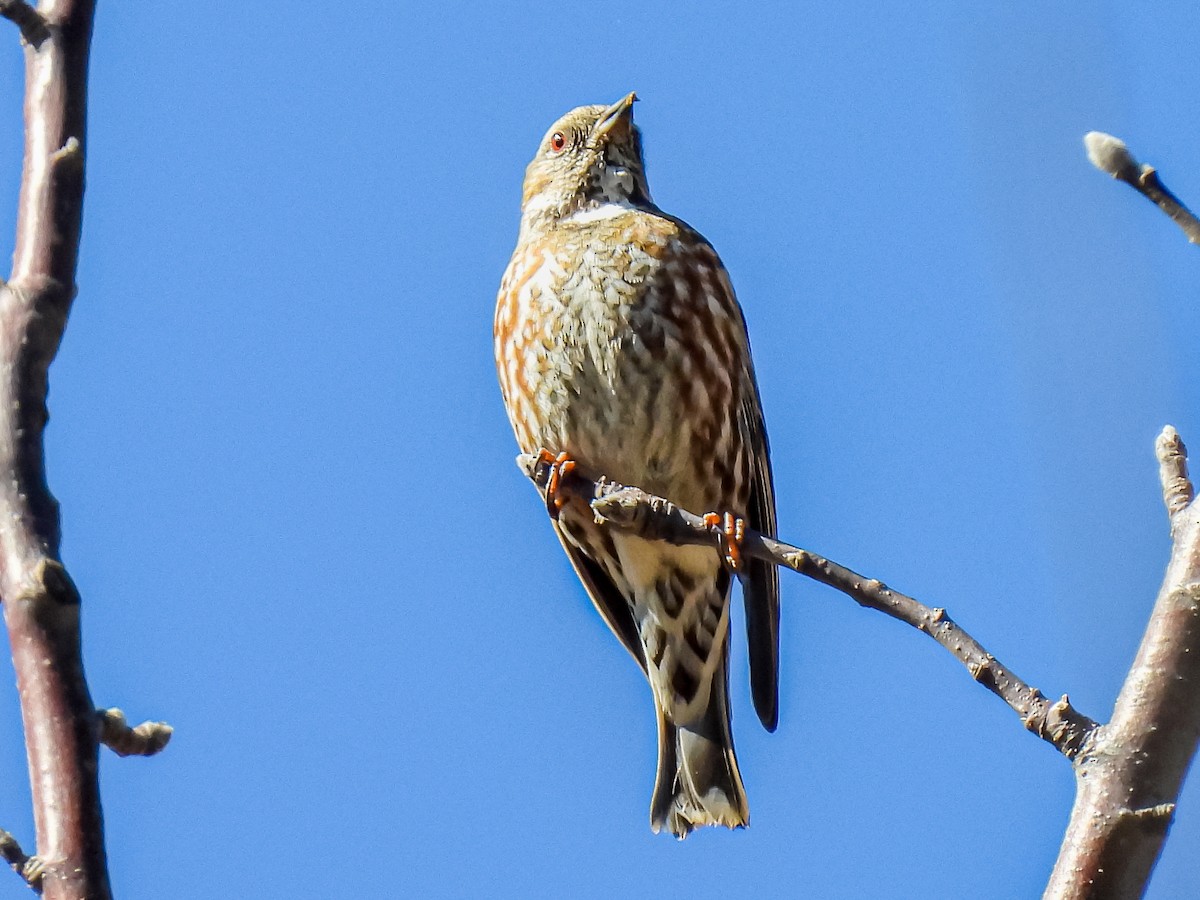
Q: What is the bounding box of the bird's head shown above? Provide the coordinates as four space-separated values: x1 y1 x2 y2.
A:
519 93 652 232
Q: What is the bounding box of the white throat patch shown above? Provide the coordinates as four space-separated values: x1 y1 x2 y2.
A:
567 201 638 225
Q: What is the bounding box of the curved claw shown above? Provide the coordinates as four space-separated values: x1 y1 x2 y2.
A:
703 510 746 573
536 449 577 520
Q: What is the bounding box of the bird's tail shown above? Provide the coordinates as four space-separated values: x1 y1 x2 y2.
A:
649 657 748 838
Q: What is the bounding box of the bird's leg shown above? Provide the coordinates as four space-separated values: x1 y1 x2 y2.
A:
703 511 746 573
535 449 577 520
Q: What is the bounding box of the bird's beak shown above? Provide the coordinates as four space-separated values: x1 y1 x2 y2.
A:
594 92 638 140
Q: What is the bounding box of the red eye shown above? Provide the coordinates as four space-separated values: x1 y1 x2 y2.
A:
550 132 567 152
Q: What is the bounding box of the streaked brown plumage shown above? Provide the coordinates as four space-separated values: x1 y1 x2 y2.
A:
494 94 779 837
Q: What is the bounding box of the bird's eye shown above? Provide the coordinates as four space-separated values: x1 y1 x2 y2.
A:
550 132 567 152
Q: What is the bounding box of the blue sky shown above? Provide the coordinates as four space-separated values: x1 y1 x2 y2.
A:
0 2 1197 897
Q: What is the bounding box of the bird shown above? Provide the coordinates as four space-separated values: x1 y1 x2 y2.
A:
494 93 779 838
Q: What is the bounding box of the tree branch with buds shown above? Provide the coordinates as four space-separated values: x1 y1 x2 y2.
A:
519 453 1098 758
0 3 171 898
520 423 1200 897
1085 132 1200 245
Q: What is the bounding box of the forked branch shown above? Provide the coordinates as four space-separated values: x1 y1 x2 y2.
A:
1045 427 1200 898
0 1 48 47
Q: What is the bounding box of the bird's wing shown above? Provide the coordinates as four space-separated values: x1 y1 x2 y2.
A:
665 220 781 732
553 521 648 673
739 353 781 732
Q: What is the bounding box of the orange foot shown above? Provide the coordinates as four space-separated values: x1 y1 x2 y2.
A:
535 449 577 520
703 511 746 573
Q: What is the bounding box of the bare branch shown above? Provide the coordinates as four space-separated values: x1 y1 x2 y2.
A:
0 3 123 897
520 430 1200 895
97 708 173 758
518 453 1097 758
0 1 48 47
1045 429 1200 897
1084 131 1200 244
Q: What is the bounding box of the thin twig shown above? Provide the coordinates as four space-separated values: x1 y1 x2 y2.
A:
0 0 49 47
97 709 173 758
517 453 1097 758
1157 425 1193 531
0 828 43 892
1084 131 1200 244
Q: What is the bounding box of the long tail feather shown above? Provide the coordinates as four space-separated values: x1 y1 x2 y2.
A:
649 658 747 838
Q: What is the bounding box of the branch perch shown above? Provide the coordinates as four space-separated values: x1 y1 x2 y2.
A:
519 422 1200 897
517 453 1097 758
1084 131 1200 244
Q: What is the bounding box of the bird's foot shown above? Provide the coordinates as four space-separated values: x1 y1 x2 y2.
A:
535 449 577 520
703 511 746 573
